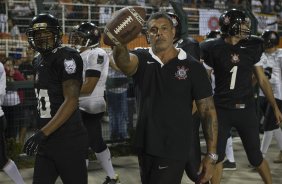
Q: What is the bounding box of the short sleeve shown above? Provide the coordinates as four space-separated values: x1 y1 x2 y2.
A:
277 50 282 69
200 41 214 69
255 53 266 67
86 51 108 73
59 51 83 82
0 63 6 96
190 62 213 100
253 44 264 64
131 49 147 82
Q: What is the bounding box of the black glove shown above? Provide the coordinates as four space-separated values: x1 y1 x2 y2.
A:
23 130 47 156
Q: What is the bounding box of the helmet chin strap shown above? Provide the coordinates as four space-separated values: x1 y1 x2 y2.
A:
76 42 99 53
84 39 99 49
89 43 99 49
85 39 90 47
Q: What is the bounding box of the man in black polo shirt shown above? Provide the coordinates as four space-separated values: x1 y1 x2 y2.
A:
113 12 218 184
200 9 282 184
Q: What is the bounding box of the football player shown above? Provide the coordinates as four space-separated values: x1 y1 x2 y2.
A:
0 58 25 184
24 13 88 183
69 22 120 184
201 9 282 184
259 30 282 163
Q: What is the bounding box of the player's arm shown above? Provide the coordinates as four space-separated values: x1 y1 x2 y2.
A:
196 96 218 154
0 64 6 98
109 53 121 72
169 0 188 38
254 65 282 124
81 52 103 96
41 79 81 136
202 62 213 80
80 76 99 96
113 45 139 76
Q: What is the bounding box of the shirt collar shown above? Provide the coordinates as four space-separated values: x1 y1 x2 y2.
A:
148 47 187 66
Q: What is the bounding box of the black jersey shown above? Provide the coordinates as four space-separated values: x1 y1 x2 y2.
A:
176 37 200 61
34 47 84 137
131 48 212 161
201 37 263 108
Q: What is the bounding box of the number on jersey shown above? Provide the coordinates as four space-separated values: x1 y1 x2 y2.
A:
36 89 51 118
230 66 238 90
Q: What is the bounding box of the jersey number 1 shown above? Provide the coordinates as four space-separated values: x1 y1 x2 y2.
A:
230 66 238 90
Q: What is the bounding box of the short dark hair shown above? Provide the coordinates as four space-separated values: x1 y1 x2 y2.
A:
146 12 174 29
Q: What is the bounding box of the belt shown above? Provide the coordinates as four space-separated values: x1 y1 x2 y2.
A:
235 104 246 109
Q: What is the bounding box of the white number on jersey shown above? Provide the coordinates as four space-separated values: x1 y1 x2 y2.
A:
36 89 51 118
230 66 238 90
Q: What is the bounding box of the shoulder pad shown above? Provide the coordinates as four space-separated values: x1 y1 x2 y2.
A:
181 37 199 44
200 38 223 50
245 35 264 45
133 47 148 50
277 49 282 58
132 47 149 52
32 54 43 68
63 46 80 53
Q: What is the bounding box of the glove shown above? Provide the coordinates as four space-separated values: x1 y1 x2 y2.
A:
23 130 47 156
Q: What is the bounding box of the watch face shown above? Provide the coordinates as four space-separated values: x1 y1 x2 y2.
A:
208 153 218 162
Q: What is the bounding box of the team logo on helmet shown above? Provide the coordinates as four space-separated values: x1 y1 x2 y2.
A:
64 59 76 74
175 66 188 80
231 53 240 63
94 29 100 36
171 17 178 27
223 16 230 25
270 33 277 39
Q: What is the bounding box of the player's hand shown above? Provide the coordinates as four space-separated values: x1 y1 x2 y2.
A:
274 108 282 125
23 130 47 156
196 155 215 184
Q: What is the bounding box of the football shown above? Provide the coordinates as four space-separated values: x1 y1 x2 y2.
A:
103 6 146 46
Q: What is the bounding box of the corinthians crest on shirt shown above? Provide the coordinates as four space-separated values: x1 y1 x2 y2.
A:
231 53 240 63
175 66 188 80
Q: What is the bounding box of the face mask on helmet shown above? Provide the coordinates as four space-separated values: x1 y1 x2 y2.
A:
69 25 79 48
26 13 62 54
69 22 101 51
261 30 279 49
206 30 221 39
69 29 85 51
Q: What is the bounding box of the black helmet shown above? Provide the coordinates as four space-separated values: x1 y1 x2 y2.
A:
26 13 62 53
167 12 181 43
261 30 279 49
69 22 101 48
219 9 250 36
206 30 221 39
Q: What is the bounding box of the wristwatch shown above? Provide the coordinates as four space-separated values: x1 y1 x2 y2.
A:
207 152 218 164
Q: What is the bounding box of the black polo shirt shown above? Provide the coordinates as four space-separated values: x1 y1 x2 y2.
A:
131 48 212 161
201 36 264 108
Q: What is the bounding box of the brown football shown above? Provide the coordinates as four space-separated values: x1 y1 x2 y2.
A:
103 6 146 46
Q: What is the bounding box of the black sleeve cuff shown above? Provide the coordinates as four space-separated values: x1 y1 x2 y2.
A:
85 70 101 78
